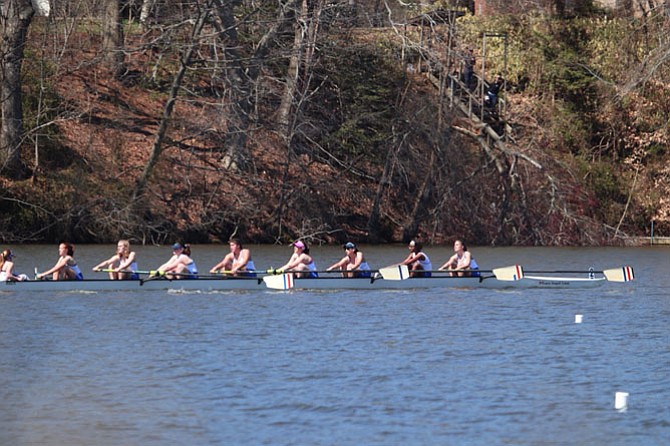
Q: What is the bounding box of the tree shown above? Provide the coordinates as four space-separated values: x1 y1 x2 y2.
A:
132 1 214 205
210 0 298 170
277 0 325 140
140 0 156 28
0 0 34 179
102 0 126 78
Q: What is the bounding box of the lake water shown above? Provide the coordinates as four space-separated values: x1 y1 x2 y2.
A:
1 245 668 445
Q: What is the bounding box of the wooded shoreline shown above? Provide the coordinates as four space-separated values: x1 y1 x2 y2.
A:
1 3 668 246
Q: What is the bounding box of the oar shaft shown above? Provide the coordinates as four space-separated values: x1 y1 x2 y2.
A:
97 269 248 279
274 269 379 275
523 270 604 274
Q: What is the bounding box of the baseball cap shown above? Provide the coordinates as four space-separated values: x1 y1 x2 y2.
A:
171 243 183 250
292 240 305 249
344 242 356 249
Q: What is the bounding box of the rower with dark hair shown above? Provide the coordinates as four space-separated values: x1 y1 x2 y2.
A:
210 238 256 277
154 243 198 279
36 243 84 281
439 239 480 277
275 240 318 278
397 240 432 278
326 242 371 278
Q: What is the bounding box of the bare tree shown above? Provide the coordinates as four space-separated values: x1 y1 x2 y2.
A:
132 1 214 205
0 0 34 179
210 0 298 170
277 0 325 141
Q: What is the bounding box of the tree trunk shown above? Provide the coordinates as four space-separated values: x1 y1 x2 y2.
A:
277 0 307 139
402 149 435 242
140 0 155 28
0 0 34 179
31 0 49 16
102 0 125 78
277 0 324 141
367 129 408 243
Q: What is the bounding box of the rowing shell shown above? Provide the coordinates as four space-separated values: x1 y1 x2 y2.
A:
1 273 629 292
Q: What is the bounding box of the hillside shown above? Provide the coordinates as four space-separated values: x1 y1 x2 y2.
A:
1 11 668 246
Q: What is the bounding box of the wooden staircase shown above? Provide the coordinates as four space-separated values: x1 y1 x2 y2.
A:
425 68 542 170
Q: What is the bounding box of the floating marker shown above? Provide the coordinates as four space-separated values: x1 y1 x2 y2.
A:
615 392 629 410
575 314 583 324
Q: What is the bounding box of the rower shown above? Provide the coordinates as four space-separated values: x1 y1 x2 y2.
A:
154 243 198 279
274 240 318 278
0 248 28 281
92 239 139 280
397 240 432 278
326 242 371 278
438 239 480 277
210 238 256 277
36 243 84 281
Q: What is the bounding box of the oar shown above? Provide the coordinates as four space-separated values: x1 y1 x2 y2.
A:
263 273 294 290
97 269 261 281
603 266 635 282
266 269 377 276
378 265 409 280
98 268 170 276
209 269 262 276
491 265 524 281
518 266 635 282
379 264 524 281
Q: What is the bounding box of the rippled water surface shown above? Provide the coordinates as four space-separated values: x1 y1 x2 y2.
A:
1 245 669 445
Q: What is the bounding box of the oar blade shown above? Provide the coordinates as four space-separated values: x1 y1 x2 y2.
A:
603 266 635 282
379 265 410 280
492 265 524 281
263 273 294 290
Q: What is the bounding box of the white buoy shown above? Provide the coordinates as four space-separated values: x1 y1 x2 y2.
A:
575 314 583 323
615 392 629 410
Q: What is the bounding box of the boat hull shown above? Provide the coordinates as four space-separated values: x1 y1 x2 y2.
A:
1 274 609 292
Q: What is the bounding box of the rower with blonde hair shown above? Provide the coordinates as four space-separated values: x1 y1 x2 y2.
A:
93 240 139 280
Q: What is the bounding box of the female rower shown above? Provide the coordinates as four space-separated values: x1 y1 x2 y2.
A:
0 249 27 281
397 240 432 278
92 239 139 280
155 243 198 279
326 242 371 278
276 240 318 278
210 238 256 277
36 243 84 281
438 239 480 277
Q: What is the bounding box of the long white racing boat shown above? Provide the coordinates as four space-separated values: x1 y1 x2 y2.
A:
0 265 634 292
